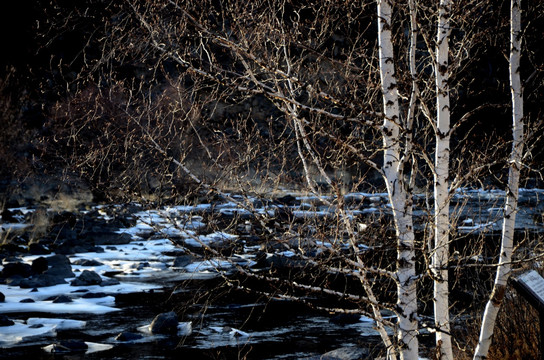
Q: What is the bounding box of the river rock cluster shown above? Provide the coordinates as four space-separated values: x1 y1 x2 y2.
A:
0 192 385 357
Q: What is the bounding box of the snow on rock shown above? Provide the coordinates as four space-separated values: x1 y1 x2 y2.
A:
0 321 57 346
0 277 160 315
0 317 86 347
0 298 119 314
26 318 86 330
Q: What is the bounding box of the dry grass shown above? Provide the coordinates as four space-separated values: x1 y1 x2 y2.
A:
454 285 541 360
487 290 540 360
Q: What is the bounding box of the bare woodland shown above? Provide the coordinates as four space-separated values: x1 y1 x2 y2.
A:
2 0 544 359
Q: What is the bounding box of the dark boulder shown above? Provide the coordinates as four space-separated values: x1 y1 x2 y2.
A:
137 262 150 270
0 315 15 326
53 238 97 255
28 243 51 255
1 261 32 278
149 311 179 334
31 256 48 274
51 295 73 303
44 254 74 278
115 332 144 341
172 255 195 268
45 254 71 267
71 270 102 286
0 240 27 254
20 298 35 303
1 209 17 222
19 274 68 288
72 259 104 266
4 275 24 286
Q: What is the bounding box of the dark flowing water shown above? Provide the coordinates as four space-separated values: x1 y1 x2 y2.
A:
0 282 385 359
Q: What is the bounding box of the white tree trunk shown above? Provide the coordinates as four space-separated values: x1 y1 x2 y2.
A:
473 0 524 358
377 1 418 359
405 0 418 192
433 1 453 359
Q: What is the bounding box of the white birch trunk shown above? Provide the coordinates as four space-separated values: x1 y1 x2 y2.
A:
433 1 453 359
406 0 418 192
377 1 418 358
473 0 524 358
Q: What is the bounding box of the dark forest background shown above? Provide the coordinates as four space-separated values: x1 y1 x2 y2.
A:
1 0 543 206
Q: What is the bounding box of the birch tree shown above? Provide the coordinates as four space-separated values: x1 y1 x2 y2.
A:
433 0 453 359
473 0 524 358
377 1 418 358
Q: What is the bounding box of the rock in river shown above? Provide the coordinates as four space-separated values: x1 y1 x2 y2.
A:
51 295 73 303
31 256 48 274
72 259 104 267
19 254 76 288
150 311 179 335
0 315 14 326
19 274 68 288
115 331 144 342
71 270 102 286
44 254 74 278
1 262 32 278
172 255 195 268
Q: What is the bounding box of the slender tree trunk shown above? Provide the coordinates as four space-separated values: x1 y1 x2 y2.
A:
433 1 453 359
473 0 524 358
377 1 418 358
406 0 418 191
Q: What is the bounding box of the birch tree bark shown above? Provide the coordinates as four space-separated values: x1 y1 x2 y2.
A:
433 1 453 359
473 0 524 358
377 1 418 358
